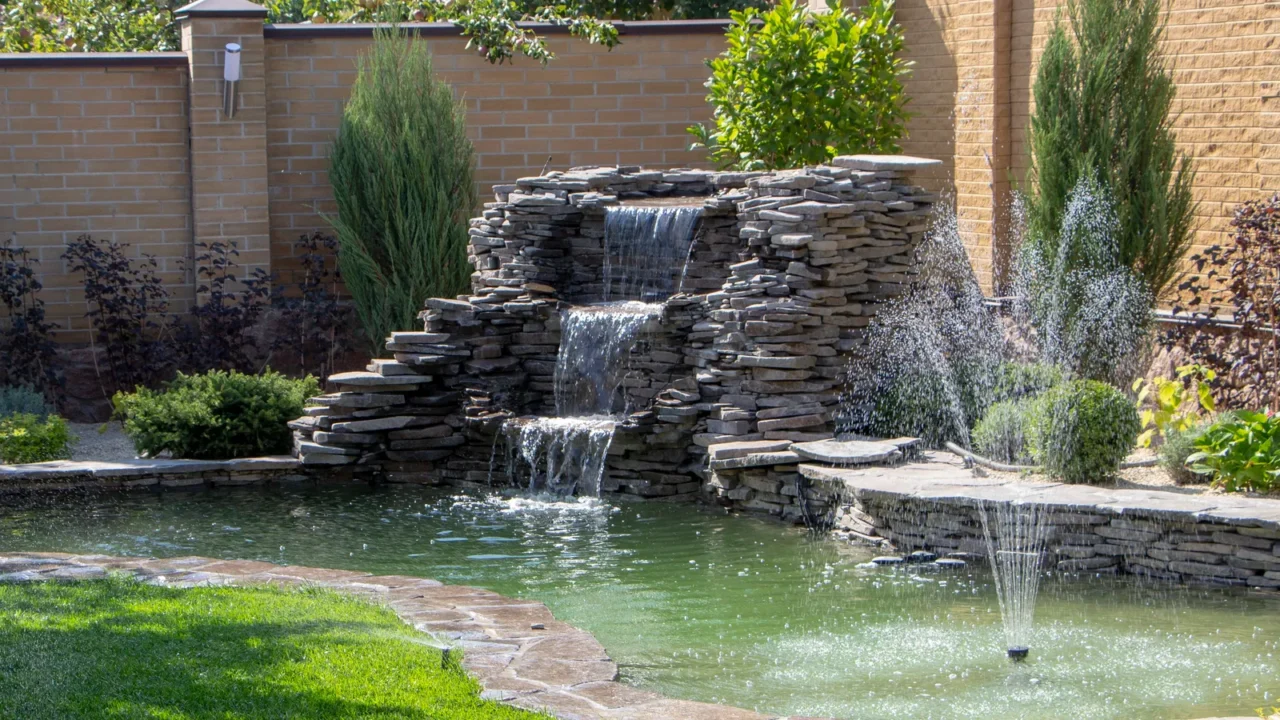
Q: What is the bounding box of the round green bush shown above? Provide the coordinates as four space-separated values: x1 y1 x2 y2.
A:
1159 422 1208 485
114 370 319 460
972 399 1035 464
1027 379 1140 484
0 413 73 464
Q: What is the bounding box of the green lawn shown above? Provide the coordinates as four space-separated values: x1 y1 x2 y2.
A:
0 578 552 720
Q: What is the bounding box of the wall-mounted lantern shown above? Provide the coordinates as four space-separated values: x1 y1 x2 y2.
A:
223 42 241 118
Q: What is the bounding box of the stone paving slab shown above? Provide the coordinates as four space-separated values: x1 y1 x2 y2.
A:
0 456 300 480
0 552 814 720
800 462 1280 530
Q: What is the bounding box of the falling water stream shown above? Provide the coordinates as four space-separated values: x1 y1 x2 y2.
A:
505 204 701 495
603 204 702 302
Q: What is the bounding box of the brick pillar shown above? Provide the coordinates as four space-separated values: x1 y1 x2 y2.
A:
989 0 1014 293
950 0 1013 295
176 0 270 285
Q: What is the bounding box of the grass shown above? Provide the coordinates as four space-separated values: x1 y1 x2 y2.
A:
0 578 552 720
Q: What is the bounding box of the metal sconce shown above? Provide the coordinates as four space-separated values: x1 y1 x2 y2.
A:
223 42 241 118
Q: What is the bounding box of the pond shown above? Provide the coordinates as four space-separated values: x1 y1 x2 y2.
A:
1 484 1277 719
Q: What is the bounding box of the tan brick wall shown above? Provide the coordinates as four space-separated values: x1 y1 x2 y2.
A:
896 0 1279 295
1014 0 1277 292
0 62 192 341
895 0 1014 291
263 30 721 283
3 5 1273 334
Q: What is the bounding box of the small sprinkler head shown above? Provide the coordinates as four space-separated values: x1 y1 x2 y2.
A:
1007 646 1029 662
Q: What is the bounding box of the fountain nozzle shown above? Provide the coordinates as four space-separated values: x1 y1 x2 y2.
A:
1007 646 1029 662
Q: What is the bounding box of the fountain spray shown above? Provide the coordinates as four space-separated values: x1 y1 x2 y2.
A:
979 500 1051 662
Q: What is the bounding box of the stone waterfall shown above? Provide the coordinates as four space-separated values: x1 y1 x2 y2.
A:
505 205 701 495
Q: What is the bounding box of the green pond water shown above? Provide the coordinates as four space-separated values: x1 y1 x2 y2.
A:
1 484 1277 719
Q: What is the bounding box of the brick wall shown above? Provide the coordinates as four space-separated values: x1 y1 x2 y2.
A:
263 25 722 283
0 56 192 340
1009 0 1277 293
894 0 1010 290
896 0 1279 295
1 3 1274 336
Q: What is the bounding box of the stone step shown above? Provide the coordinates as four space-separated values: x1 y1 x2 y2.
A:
709 450 801 471
367 359 428 377
707 439 792 462
309 393 405 409
327 371 434 388
388 331 450 344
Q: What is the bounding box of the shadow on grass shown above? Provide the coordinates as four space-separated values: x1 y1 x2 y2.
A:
0 579 543 720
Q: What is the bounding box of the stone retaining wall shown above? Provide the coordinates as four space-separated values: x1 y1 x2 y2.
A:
802 462 1280 591
0 457 316 493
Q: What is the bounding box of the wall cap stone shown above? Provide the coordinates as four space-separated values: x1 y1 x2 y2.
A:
263 19 731 39
0 456 300 483
0 52 189 68
175 0 269 19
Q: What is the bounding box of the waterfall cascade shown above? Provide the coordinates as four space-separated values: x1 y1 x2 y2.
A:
506 204 701 495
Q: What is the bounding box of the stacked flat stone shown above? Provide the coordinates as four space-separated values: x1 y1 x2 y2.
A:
804 464 1280 590
292 166 746 485
691 157 938 515
703 436 915 520
291 158 942 518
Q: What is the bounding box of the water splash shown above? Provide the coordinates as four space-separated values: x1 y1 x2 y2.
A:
554 301 660 417
978 500 1052 659
840 200 1002 447
603 205 701 301
503 416 617 496
1012 178 1152 385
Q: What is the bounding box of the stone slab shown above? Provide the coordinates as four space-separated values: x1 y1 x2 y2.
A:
709 451 801 471
327 371 435 387
831 155 944 171
791 439 901 465
707 439 792 461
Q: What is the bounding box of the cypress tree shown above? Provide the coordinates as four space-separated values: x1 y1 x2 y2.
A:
328 28 476 353
1025 0 1195 301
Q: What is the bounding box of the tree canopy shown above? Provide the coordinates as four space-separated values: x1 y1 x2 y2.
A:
0 0 767 63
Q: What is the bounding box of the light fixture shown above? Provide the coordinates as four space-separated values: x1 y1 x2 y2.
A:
223 42 241 118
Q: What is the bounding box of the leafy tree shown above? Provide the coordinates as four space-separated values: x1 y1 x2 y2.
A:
0 0 178 52
328 28 475 352
1 0 768 63
1024 0 1195 301
689 0 911 170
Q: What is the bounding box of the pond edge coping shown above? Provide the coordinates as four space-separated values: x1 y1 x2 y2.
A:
0 456 308 491
0 551 794 720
